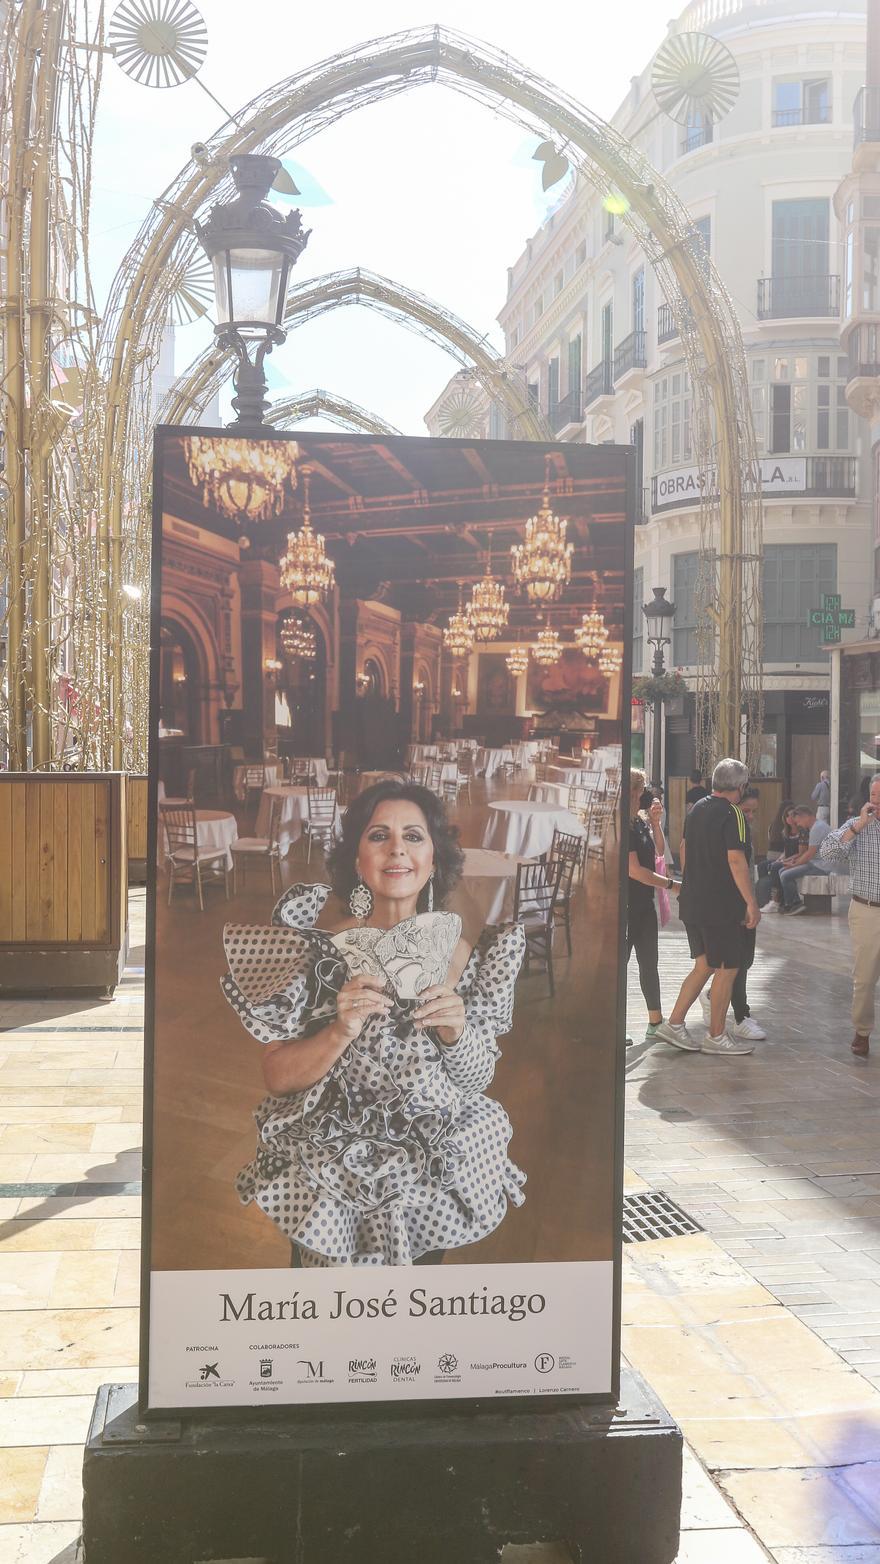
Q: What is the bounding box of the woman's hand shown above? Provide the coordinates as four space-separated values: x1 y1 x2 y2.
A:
333 975 392 1043
648 799 663 829
412 984 466 1046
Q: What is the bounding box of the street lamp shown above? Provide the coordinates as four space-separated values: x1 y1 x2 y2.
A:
642 586 676 788
195 153 310 429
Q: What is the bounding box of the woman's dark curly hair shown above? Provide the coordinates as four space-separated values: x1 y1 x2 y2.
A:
767 798 796 852
326 781 464 912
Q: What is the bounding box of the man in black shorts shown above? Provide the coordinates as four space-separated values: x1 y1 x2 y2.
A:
655 757 761 1056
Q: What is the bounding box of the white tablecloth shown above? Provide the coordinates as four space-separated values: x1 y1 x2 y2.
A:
232 762 282 801
449 848 524 942
477 746 516 779
410 744 440 763
161 808 238 870
255 785 310 857
481 800 584 860
286 757 329 786
512 741 540 770
529 781 572 808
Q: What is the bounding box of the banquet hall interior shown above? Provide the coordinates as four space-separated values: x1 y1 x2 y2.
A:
151 431 630 1272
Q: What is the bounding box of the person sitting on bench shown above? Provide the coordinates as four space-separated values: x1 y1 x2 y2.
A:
775 803 832 915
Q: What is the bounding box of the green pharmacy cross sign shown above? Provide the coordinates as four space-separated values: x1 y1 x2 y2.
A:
808 594 856 643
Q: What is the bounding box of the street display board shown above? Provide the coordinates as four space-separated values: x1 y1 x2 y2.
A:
143 428 633 1412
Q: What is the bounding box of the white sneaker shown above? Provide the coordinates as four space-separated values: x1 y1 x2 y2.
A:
653 1020 702 1052
699 991 712 1023
731 1016 766 1042
701 1031 754 1056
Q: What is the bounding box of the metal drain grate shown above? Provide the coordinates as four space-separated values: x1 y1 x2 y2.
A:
622 1191 703 1244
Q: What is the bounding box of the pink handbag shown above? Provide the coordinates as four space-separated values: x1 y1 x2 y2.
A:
655 854 671 928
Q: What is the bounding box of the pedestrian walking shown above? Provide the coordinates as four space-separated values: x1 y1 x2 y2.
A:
654 757 761 1056
699 788 766 1042
811 769 832 823
627 769 680 1042
820 774 880 1057
685 770 709 812
773 802 832 915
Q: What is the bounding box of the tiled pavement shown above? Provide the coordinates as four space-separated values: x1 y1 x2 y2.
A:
1 889 879 1560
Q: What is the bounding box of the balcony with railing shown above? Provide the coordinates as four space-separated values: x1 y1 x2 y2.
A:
680 124 713 154
803 455 858 497
584 359 614 408
854 85 880 149
657 304 678 345
756 274 840 319
847 324 880 383
772 105 831 128
613 330 647 382
548 388 582 433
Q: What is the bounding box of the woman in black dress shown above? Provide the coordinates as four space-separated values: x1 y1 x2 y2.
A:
627 769 678 1042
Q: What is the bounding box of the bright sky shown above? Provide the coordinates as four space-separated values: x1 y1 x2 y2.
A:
91 1 674 431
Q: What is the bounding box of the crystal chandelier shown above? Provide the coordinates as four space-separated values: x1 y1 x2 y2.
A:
598 645 623 677
532 625 564 667
505 642 530 677
467 554 509 642
279 466 336 607
185 436 298 522
443 584 476 658
280 617 316 660
575 609 609 658
510 456 574 602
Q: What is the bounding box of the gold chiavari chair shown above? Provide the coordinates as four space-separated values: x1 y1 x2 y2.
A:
230 795 282 895
160 802 230 910
302 786 338 862
513 858 564 997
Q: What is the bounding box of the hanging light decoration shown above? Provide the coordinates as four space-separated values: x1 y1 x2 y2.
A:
280 616 316 660
466 548 509 642
532 623 564 667
443 583 476 658
598 645 623 677
575 609 609 658
185 435 299 522
510 454 574 602
279 465 336 607
505 641 530 677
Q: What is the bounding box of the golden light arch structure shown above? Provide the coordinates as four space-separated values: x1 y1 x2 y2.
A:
96 23 761 770
159 267 549 440
266 389 400 438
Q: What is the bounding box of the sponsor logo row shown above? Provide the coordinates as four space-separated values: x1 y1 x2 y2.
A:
184 1351 567 1390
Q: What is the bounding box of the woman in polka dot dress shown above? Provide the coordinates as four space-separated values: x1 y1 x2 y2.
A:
222 781 527 1267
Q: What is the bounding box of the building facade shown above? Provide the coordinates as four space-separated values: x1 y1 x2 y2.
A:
487 0 870 800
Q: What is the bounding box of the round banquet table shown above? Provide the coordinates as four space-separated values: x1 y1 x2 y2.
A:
161 808 238 870
286 757 329 786
477 745 516 780
529 781 572 808
410 744 440 763
448 848 524 944
481 800 584 860
352 770 406 795
255 785 310 857
232 761 282 801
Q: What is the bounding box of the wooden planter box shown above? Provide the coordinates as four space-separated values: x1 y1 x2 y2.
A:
0 772 129 995
127 775 148 883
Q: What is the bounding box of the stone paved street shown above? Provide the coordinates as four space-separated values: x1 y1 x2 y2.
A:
624 897 880 1559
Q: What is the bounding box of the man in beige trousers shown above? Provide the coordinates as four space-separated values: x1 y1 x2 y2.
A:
820 774 880 1056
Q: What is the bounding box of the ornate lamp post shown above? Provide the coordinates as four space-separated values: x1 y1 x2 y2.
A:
195 153 310 428
642 586 676 788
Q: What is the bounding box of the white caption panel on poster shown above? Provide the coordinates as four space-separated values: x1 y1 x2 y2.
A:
148 1262 613 1408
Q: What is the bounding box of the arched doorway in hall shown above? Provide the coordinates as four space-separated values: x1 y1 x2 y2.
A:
278 617 327 760
159 621 200 739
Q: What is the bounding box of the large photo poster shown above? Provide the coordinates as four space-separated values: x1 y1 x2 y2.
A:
144 429 632 1411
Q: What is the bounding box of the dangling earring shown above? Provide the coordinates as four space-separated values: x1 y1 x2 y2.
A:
349 875 373 919
426 873 434 913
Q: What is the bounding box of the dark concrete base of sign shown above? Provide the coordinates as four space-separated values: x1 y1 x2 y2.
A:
82 1373 682 1564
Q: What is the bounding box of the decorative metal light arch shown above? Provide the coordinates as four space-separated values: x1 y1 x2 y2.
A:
160 267 549 439
97 23 761 770
265 388 401 437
